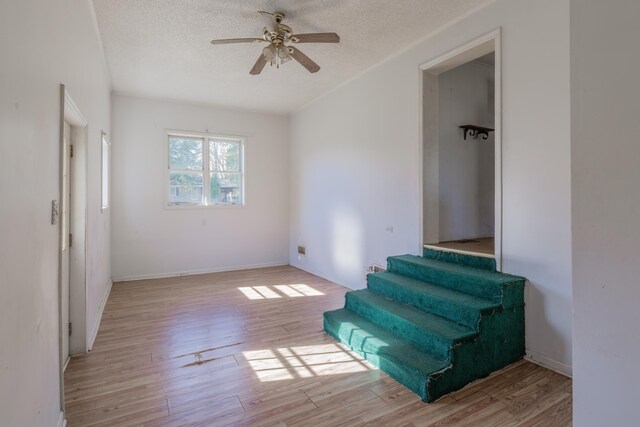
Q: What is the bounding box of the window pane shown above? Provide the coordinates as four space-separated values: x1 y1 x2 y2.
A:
210 172 242 204
169 172 203 204
169 137 203 170
210 140 240 172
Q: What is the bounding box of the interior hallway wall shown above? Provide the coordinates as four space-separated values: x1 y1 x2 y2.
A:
571 0 640 425
438 60 495 242
0 0 112 425
110 95 289 280
290 0 572 375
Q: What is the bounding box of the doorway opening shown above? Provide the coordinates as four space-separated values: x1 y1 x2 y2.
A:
420 30 502 267
59 85 88 412
61 120 71 370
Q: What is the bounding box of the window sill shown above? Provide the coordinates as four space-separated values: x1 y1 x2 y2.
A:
164 203 246 210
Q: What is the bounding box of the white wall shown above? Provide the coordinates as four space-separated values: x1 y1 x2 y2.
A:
111 95 289 280
290 0 572 374
438 61 495 241
571 1 640 425
0 0 111 425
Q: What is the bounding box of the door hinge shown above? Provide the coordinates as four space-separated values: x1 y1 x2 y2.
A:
68 322 72 336
70 145 74 158
69 233 73 248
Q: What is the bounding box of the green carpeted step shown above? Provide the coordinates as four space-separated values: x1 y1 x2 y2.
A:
387 255 525 307
323 308 449 402
345 290 477 359
367 272 500 328
423 247 497 271
323 250 527 403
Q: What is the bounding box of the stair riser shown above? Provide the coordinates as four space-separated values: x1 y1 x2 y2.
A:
423 247 497 271
323 315 430 401
323 251 526 403
434 307 525 396
367 275 486 328
345 293 460 359
387 257 524 305
323 307 525 403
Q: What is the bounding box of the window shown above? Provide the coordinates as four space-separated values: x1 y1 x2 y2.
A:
167 132 244 207
101 131 110 211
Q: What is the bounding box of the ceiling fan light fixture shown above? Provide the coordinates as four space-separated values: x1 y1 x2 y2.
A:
209 11 340 75
262 44 276 61
277 46 292 63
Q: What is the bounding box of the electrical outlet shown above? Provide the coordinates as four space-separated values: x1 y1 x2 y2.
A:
367 265 386 274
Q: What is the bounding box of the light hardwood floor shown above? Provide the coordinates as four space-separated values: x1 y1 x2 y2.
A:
427 237 495 256
64 265 571 426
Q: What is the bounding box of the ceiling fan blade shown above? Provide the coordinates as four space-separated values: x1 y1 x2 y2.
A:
289 46 320 73
290 33 340 44
211 38 265 45
249 54 268 75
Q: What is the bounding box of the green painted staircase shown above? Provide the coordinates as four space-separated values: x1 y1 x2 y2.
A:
323 247 526 402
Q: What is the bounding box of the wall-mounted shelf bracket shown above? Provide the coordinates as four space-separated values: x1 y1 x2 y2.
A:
459 124 494 140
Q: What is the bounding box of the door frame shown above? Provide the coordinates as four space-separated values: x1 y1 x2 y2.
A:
58 85 89 412
418 28 503 269
61 120 71 370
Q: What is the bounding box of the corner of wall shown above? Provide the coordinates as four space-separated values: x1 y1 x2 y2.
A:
525 350 572 378
87 280 112 351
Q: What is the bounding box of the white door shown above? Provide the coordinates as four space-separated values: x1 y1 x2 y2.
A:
61 122 71 367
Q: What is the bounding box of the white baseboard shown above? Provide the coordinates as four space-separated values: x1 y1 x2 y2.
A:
87 280 112 351
290 261 363 291
112 261 290 282
57 411 67 427
525 350 572 378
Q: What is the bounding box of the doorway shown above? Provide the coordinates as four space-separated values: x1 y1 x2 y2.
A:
61 121 71 368
420 30 502 267
59 85 88 412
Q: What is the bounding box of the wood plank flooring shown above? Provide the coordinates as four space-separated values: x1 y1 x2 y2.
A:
427 237 495 256
64 265 571 426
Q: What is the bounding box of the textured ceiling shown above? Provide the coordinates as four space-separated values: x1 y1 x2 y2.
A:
94 0 489 114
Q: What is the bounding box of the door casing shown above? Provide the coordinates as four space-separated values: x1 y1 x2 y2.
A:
418 29 503 269
58 85 88 413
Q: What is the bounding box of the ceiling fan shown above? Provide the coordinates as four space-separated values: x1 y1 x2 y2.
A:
210 11 340 75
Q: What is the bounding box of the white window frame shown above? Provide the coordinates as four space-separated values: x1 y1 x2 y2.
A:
164 130 246 209
101 131 110 211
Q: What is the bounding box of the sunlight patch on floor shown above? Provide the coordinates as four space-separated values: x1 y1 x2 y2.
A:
274 285 305 297
238 284 325 300
238 287 264 300
242 344 376 382
289 284 324 296
253 286 282 299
